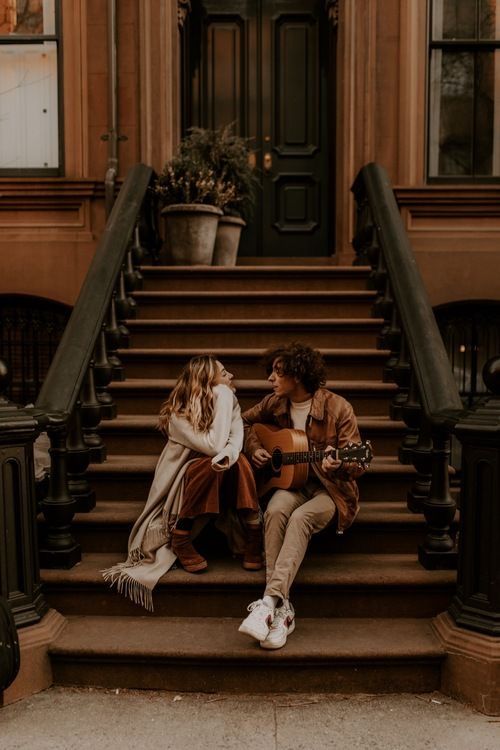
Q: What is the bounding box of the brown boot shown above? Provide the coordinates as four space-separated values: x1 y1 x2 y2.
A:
242 525 263 571
171 529 208 573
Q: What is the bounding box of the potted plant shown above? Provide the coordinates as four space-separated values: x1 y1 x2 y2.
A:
154 150 236 265
178 126 258 266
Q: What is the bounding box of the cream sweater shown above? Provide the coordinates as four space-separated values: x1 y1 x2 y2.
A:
102 384 243 610
168 383 243 468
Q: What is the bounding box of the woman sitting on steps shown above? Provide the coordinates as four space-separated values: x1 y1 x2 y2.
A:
102 355 262 611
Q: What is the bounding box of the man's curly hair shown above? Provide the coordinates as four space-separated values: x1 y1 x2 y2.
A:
263 341 327 394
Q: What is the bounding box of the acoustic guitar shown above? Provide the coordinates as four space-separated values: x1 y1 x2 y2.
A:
252 423 372 497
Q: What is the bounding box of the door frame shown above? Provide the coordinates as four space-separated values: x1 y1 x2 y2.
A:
179 0 338 258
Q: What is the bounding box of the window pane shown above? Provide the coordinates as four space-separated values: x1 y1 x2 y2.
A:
479 0 500 39
0 41 59 168
0 0 55 36
476 50 500 174
429 50 474 176
432 0 478 40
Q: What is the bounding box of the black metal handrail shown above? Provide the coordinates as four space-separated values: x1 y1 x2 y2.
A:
353 163 500 640
36 164 153 417
31 162 157 571
352 164 463 425
352 162 463 572
0 162 159 628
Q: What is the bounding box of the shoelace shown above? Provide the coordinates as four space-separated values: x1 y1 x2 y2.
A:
271 605 293 628
247 599 266 612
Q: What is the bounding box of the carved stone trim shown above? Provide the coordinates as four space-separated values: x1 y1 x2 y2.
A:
325 0 339 27
178 0 191 28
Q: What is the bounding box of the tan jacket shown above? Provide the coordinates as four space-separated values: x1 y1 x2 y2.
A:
242 388 366 532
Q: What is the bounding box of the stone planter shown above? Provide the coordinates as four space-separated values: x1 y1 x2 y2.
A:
212 215 246 266
162 204 223 265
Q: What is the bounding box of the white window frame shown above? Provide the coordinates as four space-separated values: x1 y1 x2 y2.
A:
0 0 63 176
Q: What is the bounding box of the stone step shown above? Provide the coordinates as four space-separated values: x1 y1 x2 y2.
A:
139 265 371 292
131 290 377 320
58 500 435 555
124 319 383 348
118 347 391 380
87 455 416 503
98 415 406 456
42 552 455 620
49 615 444 693
108 379 398 416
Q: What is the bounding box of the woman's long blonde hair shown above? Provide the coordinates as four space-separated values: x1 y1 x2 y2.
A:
158 355 219 435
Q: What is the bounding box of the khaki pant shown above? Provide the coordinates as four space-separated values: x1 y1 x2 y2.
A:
264 479 336 601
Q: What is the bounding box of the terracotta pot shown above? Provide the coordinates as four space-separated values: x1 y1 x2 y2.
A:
212 215 246 266
162 204 223 265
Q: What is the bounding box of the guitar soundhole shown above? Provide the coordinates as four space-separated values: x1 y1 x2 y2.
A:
271 448 283 473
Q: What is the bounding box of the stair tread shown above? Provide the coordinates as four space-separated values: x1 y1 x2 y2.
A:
140 265 371 274
88 454 414 474
70 500 425 526
41 551 455 588
132 290 377 299
99 414 406 430
49 615 444 661
108 378 398 392
125 318 384 327
118 346 391 357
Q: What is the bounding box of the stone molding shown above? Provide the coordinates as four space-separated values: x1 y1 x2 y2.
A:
433 611 500 715
1 609 67 707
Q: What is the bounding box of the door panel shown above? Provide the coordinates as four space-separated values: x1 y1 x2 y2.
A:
184 0 329 257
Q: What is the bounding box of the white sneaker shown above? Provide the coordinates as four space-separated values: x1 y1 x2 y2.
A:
238 599 274 642
260 600 295 650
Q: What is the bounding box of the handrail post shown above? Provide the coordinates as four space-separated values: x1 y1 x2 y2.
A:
418 430 457 569
67 398 95 512
39 419 81 568
81 361 106 463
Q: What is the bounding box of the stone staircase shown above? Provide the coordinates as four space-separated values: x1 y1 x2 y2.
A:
41 264 456 693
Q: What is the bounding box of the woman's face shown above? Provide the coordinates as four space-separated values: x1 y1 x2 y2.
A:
214 360 235 390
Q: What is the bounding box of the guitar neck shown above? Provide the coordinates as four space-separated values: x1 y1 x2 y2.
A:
282 448 337 466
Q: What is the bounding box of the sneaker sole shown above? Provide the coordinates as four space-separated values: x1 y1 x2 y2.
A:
238 621 270 642
259 618 296 650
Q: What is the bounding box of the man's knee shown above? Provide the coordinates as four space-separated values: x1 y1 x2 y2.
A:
264 490 299 523
288 502 334 534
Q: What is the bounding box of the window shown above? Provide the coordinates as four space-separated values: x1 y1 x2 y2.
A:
0 0 62 174
428 0 500 180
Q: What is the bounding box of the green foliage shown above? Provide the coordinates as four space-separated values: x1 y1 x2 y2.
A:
154 153 237 210
155 125 259 221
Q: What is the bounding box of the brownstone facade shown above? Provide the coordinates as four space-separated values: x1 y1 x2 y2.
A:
1 0 499 305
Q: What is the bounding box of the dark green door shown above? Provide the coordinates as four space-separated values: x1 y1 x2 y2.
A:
183 0 330 257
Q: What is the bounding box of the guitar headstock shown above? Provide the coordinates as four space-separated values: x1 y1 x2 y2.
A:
338 440 373 469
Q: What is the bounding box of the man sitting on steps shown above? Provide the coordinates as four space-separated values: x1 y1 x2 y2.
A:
238 341 367 649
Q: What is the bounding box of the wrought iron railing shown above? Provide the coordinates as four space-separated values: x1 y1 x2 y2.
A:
435 301 500 407
0 295 70 405
352 162 500 636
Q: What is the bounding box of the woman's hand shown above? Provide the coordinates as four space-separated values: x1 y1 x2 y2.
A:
251 447 272 468
212 456 230 472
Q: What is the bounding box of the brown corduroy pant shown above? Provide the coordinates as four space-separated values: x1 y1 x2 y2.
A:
179 454 259 518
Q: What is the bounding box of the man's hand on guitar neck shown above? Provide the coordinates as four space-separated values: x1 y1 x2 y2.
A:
251 447 272 468
322 445 343 475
